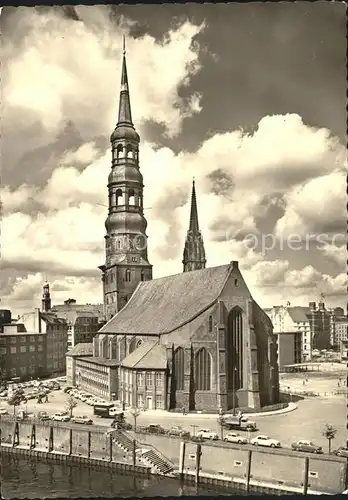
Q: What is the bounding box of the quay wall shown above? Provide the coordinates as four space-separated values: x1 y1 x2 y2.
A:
129 431 346 494
1 420 346 494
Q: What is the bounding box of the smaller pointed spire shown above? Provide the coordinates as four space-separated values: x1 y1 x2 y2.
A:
182 180 206 273
117 35 132 125
189 178 199 233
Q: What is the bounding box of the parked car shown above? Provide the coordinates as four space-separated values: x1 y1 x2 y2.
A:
38 411 50 422
224 432 248 444
168 426 190 438
144 424 166 435
72 415 94 425
64 386 73 393
333 447 348 458
251 435 281 448
291 440 323 454
196 429 219 440
0 409 9 415
52 412 70 422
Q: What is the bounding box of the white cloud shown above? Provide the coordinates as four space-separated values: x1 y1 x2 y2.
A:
1 7 345 313
3 7 204 138
274 170 346 237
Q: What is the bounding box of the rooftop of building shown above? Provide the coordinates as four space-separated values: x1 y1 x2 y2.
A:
121 340 167 369
76 356 119 367
100 263 235 336
287 306 311 323
67 342 94 357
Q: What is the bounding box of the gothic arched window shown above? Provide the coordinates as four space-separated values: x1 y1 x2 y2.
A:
110 337 118 360
129 337 137 354
115 189 124 206
208 315 213 333
195 348 211 391
126 144 133 159
116 144 123 159
227 307 243 390
125 269 131 282
128 189 135 206
174 347 185 391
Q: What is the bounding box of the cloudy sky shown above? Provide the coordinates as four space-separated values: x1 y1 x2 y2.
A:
1 3 346 315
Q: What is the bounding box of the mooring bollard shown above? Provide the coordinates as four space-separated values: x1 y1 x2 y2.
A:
303 456 309 495
179 441 186 478
195 443 202 485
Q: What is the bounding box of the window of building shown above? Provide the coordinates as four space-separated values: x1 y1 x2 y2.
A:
155 394 163 409
10 368 17 377
10 346 17 354
20 336 26 343
145 372 153 387
20 366 27 374
38 345 43 352
208 315 213 333
20 346 26 353
29 345 35 352
174 347 184 391
125 269 131 282
137 394 144 408
0 347 7 355
234 278 238 286
140 270 145 281
136 372 144 386
155 372 162 387
194 348 211 391
10 337 16 344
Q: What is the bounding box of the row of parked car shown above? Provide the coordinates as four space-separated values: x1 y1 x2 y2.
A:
64 387 109 407
139 425 342 455
37 411 94 425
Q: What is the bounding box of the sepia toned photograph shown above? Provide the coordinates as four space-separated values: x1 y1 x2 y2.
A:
0 2 346 498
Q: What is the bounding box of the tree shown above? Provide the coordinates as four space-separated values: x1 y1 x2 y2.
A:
322 423 337 454
65 395 78 418
8 391 23 416
130 407 141 432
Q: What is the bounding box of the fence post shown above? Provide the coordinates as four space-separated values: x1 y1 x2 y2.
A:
87 431 91 458
12 422 19 447
195 443 202 485
109 433 113 462
303 457 309 495
30 424 36 449
132 439 137 467
246 449 252 492
179 441 186 477
48 426 54 452
69 428 73 456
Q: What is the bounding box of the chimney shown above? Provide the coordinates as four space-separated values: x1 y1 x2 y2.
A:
318 302 325 311
309 302 316 311
230 261 239 270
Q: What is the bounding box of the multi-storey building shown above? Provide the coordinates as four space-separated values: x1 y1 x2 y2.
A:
266 302 331 362
19 306 68 376
0 311 47 380
329 307 347 347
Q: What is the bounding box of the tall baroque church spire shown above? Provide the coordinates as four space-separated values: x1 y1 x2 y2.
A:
99 39 152 321
182 179 206 272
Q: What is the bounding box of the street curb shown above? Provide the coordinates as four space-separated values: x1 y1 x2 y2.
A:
133 402 298 420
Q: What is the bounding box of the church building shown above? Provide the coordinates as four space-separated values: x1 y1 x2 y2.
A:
67 42 280 412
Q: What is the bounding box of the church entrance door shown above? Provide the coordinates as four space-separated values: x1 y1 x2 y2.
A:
146 396 153 410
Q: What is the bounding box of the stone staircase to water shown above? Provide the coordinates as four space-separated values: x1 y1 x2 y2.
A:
111 430 174 476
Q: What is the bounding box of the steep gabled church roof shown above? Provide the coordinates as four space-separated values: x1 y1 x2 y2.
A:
99 263 233 335
121 340 167 369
